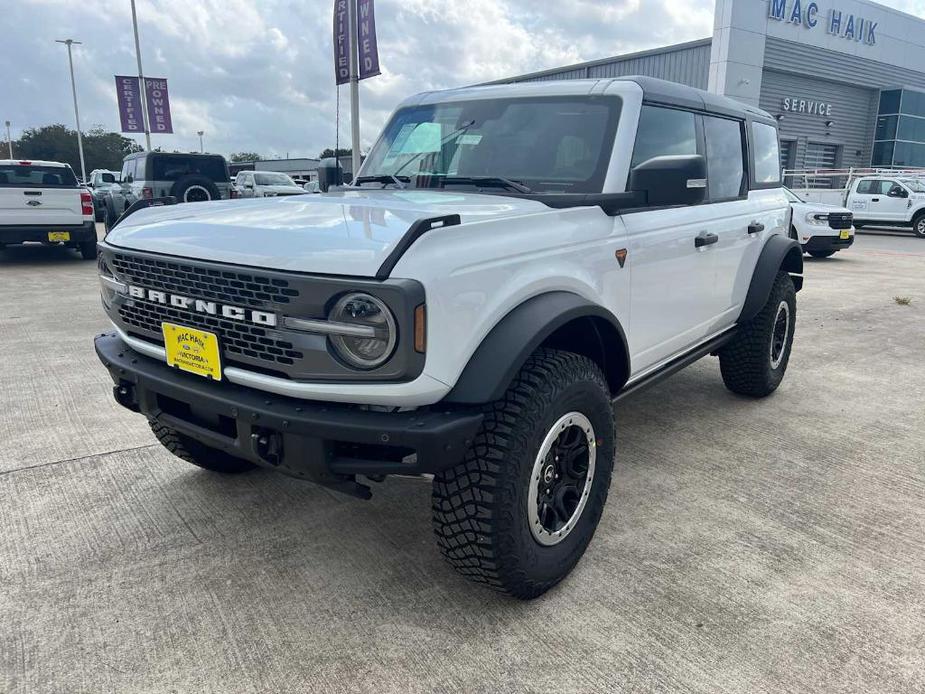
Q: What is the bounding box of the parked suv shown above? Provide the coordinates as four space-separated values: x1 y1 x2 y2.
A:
101 152 233 228
235 170 307 198
94 77 802 598
86 169 121 222
784 187 854 258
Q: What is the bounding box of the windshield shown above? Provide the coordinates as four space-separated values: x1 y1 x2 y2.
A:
900 178 925 193
783 187 803 203
255 172 297 186
360 96 621 194
0 164 78 188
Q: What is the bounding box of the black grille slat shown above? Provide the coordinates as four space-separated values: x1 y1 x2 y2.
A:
827 212 853 230
111 253 299 306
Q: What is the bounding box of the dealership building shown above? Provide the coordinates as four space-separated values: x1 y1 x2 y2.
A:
498 0 925 178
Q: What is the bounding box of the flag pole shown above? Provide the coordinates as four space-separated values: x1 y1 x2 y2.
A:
348 0 361 181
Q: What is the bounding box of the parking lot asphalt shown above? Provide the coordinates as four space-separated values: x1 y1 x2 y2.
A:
1 228 923 693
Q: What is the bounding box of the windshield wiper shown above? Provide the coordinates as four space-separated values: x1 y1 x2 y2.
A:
437 176 533 194
353 174 410 189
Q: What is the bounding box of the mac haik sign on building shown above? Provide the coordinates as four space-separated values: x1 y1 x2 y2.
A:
768 1 877 45
115 76 173 134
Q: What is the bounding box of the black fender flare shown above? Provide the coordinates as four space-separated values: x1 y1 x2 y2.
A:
443 292 630 405
739 235 803 324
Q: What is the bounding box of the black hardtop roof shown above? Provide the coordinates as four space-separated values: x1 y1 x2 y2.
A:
619 75 775 123
124 151 227 162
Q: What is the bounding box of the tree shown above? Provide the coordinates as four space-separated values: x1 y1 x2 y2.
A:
319 147 352 159
13 124 142 174
229 152 262 163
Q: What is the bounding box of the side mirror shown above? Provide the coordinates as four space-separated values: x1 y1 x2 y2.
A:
317 157 344 192
629 154 707 207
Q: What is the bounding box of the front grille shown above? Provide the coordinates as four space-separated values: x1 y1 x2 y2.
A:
111 252 300 307
827 212 853 230
119 302 304 368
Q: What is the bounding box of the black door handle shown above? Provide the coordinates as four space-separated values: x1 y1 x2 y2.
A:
747 222 765 234
872 197 880 202
695 231 719 248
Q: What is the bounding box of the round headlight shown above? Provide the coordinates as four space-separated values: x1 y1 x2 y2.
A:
328 293 397 369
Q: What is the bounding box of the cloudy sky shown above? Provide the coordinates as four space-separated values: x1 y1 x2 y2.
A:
2 0 924 159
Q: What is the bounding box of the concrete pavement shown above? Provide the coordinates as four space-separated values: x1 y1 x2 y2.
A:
0 231 923 693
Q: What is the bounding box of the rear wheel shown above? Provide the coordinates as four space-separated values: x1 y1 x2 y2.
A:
150 420 257 473
808 249 836 258
432 349 615 599
719 271 796 398
78 239 97 260
913 213 925 238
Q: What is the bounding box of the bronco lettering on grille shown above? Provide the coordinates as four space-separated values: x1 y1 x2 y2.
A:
127 285 277 327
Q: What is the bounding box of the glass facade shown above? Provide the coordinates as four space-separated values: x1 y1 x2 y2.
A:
872 89 925 167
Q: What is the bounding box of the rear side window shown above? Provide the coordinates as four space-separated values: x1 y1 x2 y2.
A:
150 155 229 183
856 180 879 194
631 106 697 168
751 122 781 184
0 164 78 188
703 116 745 200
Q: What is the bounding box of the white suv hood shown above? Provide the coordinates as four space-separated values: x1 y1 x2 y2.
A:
104 190 549 276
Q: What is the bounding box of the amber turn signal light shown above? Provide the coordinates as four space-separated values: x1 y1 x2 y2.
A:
414 304 426 353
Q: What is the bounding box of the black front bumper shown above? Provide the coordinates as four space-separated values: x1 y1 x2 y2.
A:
95 333 482 496
0 221 96 245
804 234 855 252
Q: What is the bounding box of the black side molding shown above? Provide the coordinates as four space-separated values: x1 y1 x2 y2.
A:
110 196 178 231
375 214 461 279
739 235 803 324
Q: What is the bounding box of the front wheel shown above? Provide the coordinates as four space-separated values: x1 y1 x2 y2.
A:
719 271 796 397
432 349 615 599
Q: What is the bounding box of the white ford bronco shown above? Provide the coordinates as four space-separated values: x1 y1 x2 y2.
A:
95 77 802 598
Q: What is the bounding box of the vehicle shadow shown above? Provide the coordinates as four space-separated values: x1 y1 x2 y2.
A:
0 243 89 266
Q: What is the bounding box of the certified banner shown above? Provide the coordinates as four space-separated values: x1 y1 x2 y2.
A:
333 0 351 85
144 78 173 134
357 0 381 81
115 75 143 133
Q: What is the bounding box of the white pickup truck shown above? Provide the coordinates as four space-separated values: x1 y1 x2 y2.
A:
0 159 97 258
846 175 925 237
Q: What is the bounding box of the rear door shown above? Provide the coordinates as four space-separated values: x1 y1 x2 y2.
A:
0 163 83 226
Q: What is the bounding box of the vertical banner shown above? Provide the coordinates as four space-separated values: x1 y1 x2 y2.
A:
144 78 173 134
357 0 381 80
333 0 351 85
115 75 143 133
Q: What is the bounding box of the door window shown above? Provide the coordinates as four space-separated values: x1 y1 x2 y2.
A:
703 116 745 201
630 106 697 169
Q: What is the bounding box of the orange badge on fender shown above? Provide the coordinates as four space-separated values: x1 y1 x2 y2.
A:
615 248 628 268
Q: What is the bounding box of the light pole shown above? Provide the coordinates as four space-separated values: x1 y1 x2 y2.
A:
197 130 204 153
55 39 87 183
130 0 152 150
347 0 360 180
4 121 11 158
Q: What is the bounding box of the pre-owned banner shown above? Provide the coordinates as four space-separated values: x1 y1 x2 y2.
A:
115 75 143 133
333 0 351 85
357 0 381 81
144 78 173 134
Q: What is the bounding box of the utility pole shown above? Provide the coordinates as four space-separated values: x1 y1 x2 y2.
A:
130 0 152 151
55 39 87 183
4 121 11 158
197 130 204 153
347 0 360 180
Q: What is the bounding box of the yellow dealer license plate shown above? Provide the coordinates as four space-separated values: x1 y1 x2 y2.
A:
162 323 221 380
47 231 70 242
840 230 851 240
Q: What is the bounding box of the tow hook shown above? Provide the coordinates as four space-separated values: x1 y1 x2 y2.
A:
113 382 139 412
250 428 283 466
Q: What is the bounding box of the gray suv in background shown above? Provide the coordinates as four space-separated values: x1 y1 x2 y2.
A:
101 152 233 229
